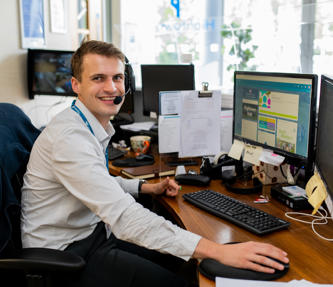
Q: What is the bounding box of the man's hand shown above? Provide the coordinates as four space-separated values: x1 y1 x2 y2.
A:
194 238 289 273
140 177 180 197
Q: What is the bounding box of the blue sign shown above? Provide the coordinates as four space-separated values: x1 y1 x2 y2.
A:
171 0 180 18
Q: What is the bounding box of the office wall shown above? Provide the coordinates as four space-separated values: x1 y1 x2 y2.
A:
0 0 75 128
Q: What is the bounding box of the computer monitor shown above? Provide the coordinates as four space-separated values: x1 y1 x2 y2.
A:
27 49 75 99
141 64 195 117
315 75 333 215
233 71 317 179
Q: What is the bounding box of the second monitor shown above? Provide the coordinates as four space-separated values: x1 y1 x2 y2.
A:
233 71 317 180
141 64 195 117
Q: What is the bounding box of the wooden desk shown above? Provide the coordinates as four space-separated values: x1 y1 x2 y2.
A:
157 181 333 286
109 155 333 286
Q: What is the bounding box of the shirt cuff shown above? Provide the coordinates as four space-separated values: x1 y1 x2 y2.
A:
115 177 140 198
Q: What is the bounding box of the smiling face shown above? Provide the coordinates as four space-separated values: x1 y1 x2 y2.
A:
71 53 125 128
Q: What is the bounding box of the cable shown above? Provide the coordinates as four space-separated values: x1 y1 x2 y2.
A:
279 164 287 179
285 206 333 241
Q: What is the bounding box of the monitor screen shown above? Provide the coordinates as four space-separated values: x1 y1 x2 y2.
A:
141 64 195 117
233 71 317 170
27 49 75 99
315 75 333 204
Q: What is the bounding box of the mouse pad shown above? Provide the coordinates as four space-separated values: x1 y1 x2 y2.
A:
199 258 289 281
198 242 289 281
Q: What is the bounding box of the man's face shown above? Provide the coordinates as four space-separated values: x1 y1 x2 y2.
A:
71 53 126 127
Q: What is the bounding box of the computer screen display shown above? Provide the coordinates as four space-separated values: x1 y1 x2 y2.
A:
315 75 333 204
27 49 75 99
233 71 317 168
141 64 195 117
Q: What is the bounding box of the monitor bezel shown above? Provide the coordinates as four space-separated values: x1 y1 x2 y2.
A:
315 74 333 196
141 64 195 117
232 70 318 168
27 48 76 99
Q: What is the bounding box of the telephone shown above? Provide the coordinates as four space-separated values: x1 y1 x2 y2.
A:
200 152 236 179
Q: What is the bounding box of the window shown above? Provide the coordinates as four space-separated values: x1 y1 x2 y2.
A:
74 0 103 47
115 0 333 91
118 0 223 89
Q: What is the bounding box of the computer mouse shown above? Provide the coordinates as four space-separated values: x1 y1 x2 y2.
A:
135 154 154 161
198 257 289 281
267 256 290 271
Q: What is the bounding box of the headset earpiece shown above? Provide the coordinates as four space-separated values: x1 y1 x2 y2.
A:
213 152 228 165
124 56 136 96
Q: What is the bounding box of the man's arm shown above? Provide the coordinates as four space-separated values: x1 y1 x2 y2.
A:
140 178 289 272
193 238 289 273
140 177 179 197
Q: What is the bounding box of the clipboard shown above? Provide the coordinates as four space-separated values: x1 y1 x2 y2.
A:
158 85 220 157
198 82 213 98
179 88 221 158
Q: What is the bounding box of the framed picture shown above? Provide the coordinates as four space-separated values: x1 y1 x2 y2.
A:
19 0 46 48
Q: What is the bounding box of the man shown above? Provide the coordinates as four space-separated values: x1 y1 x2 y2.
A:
21 40 289 287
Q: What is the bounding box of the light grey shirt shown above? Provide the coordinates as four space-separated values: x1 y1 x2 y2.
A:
21 99 201 261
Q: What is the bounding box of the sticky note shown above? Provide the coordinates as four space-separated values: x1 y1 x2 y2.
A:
308 180 327 214
305 173 321 198
228 139 245 160
306 173 328 214
243 144 263 166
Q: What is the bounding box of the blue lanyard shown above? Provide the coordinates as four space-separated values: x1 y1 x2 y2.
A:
71 100 109 169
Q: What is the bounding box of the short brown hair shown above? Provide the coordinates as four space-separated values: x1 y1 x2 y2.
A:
71 40 125 81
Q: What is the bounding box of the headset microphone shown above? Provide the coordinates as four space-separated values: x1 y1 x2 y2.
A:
113 95 123 105
113 88 130 105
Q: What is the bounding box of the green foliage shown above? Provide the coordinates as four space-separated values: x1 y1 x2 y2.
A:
158 51 178 64
221 21 258 72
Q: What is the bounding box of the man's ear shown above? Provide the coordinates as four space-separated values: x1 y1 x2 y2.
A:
71 77 80 94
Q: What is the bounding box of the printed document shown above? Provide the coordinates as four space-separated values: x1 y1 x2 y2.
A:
179 90 221 158
216 278 333 287
158 115 180 153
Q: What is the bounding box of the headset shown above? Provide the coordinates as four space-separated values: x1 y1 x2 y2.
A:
200 152 235 180
221 162 263 194
114 56 136 105
200 152 263 193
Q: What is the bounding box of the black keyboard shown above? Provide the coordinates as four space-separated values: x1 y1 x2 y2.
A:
108 145 127 160
183 189 290 235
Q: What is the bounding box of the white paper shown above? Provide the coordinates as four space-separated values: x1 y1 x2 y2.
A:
216 277 284 287
243 144 263 166
216 278 333 287
158 115 180 153
228 139 245 160
159 91 182 115
260 149 285 166
220 109 233 153
179 90 221 158
120 121 155 132
282 185 307 197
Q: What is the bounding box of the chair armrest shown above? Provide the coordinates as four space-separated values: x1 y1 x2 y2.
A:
0 248 85 272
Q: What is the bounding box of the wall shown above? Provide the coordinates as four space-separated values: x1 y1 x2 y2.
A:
0 0 76 128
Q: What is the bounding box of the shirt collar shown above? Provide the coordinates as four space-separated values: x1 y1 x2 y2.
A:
75 99 115 146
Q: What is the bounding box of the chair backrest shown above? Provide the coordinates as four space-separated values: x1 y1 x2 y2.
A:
0 103 40 257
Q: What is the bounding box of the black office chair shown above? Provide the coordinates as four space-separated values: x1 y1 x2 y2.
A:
0 103 85 287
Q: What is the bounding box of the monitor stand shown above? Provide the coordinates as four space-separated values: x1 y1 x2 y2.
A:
222 158 263 194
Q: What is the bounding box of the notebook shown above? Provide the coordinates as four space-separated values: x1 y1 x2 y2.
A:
121 162 175 179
